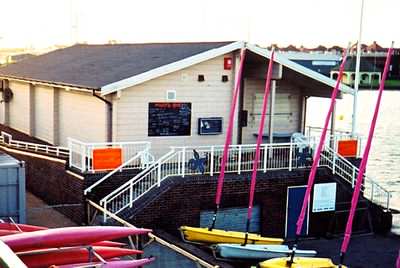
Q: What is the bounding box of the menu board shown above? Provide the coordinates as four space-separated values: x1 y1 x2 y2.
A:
148 102 191 136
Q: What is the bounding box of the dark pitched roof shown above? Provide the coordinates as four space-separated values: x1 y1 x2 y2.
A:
332 57 381 72
0 41 235 89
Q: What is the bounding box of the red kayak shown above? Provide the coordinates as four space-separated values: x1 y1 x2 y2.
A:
18 246 143 268
50 257 156 268
92 241 126 247
0 226 151 252
0 230 20 237
0 222 47 232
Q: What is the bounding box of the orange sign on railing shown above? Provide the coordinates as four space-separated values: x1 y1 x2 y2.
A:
337 140 358 157
93 148 122 171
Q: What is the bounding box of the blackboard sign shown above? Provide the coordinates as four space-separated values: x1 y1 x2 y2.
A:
198 117 223 135
148 102 191 136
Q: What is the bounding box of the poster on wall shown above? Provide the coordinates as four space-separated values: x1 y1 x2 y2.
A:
312 182 337 213
148 102 191 136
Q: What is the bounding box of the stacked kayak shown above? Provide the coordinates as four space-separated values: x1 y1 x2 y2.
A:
0 225 155 268
179 226 283 245
259 257 346 268
213 244 317 260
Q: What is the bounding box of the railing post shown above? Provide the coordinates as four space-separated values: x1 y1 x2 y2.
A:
352 167 356 188
386 193 390 210
81 143 86 173
288 142 293 171
157 162 161 187
181 148 185 178
177 150 181 175
263 144 267 172
210 146 214 176
129 181 134 207
103 202 107 223
237 145 242 174
332 150 336 175
370 183 374 202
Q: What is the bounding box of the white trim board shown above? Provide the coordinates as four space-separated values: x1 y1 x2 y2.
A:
101 41 245 95
246 43 355 95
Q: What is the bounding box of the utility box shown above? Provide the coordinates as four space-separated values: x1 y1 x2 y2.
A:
0 152 25 223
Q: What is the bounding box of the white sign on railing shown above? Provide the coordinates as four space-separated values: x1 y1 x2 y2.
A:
312 182 337 213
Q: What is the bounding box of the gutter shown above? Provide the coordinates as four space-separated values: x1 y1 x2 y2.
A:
92 89 112 142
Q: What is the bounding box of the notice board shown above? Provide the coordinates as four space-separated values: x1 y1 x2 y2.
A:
337 139 358 157
148 102 191 136
312 182 337 213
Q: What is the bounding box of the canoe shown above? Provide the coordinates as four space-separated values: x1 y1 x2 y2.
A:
18 246 142 268
91 241 126 247
0 223 47 232
0 230 20 237
1 226 151 252
214 244 317 260
49 257 156 268
259 257 346 268
179 226 283 245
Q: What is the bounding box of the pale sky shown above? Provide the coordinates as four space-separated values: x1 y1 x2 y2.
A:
0 0 399 49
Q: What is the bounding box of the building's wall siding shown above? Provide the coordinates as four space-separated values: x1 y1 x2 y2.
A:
241 79 301 144
34 85 54 143
8 81 30 134
58 90 107 146
113 54 236 156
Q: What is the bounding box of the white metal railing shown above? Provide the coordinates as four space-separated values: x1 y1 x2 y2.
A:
68 138 153 173
319 145 391 209
100 150 178 221
306 126 364 157
0 131 69 158
100 139 391 221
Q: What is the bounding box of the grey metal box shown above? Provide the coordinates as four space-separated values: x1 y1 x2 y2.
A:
0 152 25 223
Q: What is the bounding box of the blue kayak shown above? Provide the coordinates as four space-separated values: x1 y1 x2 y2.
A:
214 244 317 260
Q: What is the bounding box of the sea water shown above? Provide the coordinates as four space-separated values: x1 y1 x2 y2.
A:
307 90 400 234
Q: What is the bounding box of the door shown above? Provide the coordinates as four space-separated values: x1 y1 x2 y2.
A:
286 186 309 238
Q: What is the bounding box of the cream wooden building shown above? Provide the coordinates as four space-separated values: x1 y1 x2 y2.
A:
0 41 353 156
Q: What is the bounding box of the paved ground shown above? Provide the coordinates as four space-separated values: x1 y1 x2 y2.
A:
26 192 77 228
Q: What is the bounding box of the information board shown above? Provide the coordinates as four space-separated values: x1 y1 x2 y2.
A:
312 182 337 213
337 139 358 157
198 117 223 135
148 102 191 136
92 148 122 171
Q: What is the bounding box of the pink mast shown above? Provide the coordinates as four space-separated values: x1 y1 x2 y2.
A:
296 47 349 236
340 45 393 259
210 48 246 230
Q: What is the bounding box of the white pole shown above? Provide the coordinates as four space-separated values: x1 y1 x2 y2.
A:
352 0 365 137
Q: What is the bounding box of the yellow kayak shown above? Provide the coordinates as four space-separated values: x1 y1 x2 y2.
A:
259 257 346 268
179 226 283 245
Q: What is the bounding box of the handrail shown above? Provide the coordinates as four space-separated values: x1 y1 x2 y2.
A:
84 151 144 195
100 149 176 205
86 199 219 268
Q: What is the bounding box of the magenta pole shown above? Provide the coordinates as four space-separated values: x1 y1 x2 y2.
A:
209 48 246 230
295 47 349 236
340 45 393 256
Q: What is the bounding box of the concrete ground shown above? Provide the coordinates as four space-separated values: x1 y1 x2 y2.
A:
26 192 77 228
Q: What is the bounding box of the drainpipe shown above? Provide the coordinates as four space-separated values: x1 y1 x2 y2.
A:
92 89 112 142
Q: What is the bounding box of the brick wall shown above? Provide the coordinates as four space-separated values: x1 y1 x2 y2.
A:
126 168 370 238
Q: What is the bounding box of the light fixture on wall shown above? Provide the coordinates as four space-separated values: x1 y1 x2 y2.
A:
197 74 205 82
166 90 177 101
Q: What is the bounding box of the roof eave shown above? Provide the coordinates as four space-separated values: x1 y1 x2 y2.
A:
100 41 245 96
245 43 355 95
0 75 99 92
